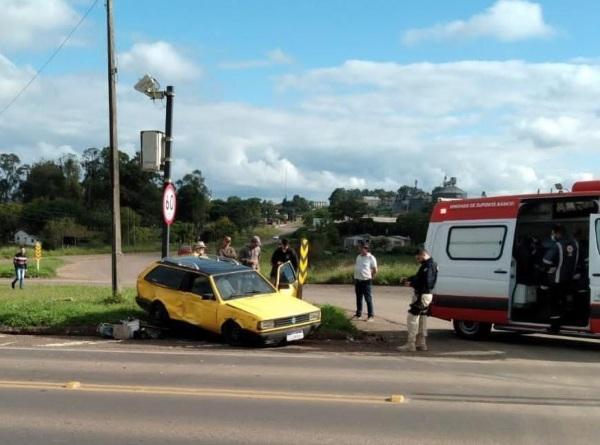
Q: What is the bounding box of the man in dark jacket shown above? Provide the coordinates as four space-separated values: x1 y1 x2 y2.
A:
398 249 437 352
270 238 299 280
542 224 578 332
12 246 28 289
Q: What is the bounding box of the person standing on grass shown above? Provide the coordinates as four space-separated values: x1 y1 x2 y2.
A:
270 238 299 280
353 241 378 322
398 249 438 352
239 236 262 271
11 246 27 290
217 235 237 260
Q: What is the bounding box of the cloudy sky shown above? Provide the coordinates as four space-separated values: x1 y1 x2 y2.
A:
1 0 600 200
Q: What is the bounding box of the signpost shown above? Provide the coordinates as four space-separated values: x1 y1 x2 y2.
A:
34 241 42 272
163 183 176 225
162 183 176 256
297 238 309 300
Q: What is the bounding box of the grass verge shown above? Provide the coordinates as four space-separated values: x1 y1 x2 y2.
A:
0 285 144 329
315 304 358 338
308 253 417 285
0 257 64 279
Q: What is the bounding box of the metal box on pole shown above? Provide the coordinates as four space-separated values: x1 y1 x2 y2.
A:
140 130 165 172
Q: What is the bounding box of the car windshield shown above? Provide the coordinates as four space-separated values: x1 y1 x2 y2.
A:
213 271 276 301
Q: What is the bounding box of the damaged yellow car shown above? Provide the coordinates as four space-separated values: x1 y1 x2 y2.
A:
136 256 320 345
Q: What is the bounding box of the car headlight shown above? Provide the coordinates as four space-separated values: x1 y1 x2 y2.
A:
258 320 275 330
309 311 321 321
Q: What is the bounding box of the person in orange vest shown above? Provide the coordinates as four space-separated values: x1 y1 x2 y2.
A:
11 246 28 289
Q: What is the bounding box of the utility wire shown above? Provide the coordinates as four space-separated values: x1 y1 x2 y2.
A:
0 0 100 118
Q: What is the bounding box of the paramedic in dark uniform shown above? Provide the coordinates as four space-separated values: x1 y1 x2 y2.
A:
398 249 438 352
542 224 578 332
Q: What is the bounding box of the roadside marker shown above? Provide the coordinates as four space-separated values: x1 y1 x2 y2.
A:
297 238 309 299
34 241 42 272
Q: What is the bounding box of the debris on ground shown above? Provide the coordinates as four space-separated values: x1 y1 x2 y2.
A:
97 318 162 340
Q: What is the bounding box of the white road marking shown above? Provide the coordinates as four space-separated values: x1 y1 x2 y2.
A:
0 342 16 346
43 341 100 347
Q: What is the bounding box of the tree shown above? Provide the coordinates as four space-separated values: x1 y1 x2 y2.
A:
328 188 368 221
0 202 22 243
21 161 68 202
0 153 28 202
176 170 210 232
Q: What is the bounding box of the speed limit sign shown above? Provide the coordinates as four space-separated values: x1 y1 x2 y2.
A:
163 183 177 225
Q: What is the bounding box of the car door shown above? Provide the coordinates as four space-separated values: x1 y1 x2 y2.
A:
180 272 219 332
144 265 187 321
275 261 298 298
588 215 600 332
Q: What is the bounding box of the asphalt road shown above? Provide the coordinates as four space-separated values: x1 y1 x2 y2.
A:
1 334 600 444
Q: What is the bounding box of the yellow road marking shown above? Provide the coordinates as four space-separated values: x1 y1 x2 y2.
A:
0 379 403 406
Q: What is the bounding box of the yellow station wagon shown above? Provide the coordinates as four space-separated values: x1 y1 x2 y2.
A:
136 256 321 345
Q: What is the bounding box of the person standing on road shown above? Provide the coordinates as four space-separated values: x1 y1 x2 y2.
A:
398 249 438 352
270 238 299 280
239 236 262 271
217 236 237 260
11 246 28 290
353 242 378 322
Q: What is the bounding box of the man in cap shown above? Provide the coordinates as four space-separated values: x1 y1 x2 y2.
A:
239 236 261 271
270 238 299 280
192 241 208 258
217 235 237 260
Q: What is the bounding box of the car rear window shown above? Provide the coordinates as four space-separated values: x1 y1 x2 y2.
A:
144 265 187 290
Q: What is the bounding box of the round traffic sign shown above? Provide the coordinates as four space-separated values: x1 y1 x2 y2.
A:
163 183 177 225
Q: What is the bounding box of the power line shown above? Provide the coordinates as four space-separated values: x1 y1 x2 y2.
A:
0 0 100 118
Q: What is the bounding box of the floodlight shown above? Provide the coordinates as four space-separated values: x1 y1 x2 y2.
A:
134 74 164 99
554 183 563 191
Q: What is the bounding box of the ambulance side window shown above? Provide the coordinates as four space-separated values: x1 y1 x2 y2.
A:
447 226 507 261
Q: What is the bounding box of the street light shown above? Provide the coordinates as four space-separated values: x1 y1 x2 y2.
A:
135 74 175 258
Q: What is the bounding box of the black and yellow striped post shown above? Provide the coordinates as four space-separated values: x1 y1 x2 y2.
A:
297 238 309 300
34 241 42 272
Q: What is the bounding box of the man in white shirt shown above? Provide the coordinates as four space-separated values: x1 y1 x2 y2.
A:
353 242 378 321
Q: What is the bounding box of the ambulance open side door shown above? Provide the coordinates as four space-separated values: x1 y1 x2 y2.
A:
588 215 600 320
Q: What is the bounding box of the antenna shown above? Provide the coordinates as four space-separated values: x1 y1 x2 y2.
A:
284 165 288 200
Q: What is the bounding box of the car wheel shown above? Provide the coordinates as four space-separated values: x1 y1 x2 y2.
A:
222 321 244 346
150 302 170 326
453 320 492 340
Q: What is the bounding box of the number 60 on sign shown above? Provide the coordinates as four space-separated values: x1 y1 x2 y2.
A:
163 183 177 226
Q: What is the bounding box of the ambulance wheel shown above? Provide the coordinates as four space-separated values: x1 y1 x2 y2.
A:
453 320 492 340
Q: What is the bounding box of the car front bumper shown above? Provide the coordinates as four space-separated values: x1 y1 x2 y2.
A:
258 323 320 345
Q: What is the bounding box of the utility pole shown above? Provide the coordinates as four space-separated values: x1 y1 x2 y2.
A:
106 0 122 295
161 86 174 258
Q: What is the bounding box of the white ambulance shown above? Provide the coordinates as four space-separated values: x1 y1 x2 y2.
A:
426 181 600 339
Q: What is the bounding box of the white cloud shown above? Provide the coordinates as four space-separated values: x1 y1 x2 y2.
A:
219 48 294 70
517 116 582 148
4 55 600 200
402 0 555 45
0 0 80 51
119 41 202 82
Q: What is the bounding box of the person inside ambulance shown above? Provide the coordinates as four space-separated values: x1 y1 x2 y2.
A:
398 249 438 352
541 224 578 332
514 234 542 285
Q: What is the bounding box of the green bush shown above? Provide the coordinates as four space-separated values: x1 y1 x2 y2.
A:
317 304 357 336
